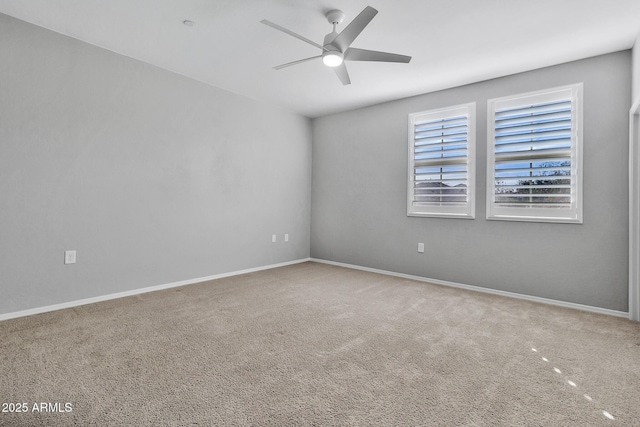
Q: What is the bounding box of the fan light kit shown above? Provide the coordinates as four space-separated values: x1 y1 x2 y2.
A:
261 6 411 85
322 51 343 67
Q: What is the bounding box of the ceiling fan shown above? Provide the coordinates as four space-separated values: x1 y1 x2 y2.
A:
261 6 411 85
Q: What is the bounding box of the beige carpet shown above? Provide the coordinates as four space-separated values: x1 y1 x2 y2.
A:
1 261 639 426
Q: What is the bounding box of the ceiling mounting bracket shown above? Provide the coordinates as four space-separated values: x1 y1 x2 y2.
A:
325 9 345 25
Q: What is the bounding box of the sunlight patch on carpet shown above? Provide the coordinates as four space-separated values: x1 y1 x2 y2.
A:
530 347 616 422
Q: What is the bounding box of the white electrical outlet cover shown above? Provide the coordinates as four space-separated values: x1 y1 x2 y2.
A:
64 250 77 264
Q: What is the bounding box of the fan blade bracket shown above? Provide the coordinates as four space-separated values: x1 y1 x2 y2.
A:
323 32 340 51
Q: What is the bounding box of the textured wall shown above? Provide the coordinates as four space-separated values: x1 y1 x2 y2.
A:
633 31 640 102
0 14 312 315
311 52 631 312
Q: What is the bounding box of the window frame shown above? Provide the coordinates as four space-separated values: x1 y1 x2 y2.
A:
407 102 476 219
486 84 583 223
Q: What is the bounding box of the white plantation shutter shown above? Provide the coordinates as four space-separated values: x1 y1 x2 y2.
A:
487 84 583 223
408 103 475 218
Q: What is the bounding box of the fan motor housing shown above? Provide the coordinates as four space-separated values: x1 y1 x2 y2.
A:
323 32 340 47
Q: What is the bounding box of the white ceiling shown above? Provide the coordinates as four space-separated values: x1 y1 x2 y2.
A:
1 0 640 118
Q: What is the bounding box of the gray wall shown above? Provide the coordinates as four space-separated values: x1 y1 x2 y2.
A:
311 51 631 312
634 32 640 102
0 14 312 316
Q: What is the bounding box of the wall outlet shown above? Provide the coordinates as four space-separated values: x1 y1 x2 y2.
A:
272 234 277 243
284 234 289 242
417 243 424 253
64 250 77 264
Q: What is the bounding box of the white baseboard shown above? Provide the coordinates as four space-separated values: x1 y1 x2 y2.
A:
3 257 628 322
310 258 629 319
0 258 311 322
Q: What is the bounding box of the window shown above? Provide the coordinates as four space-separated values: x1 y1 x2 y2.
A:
408 103 475 218
487 84 583 223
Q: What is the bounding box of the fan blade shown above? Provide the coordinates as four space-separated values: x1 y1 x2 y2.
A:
331 6 378 52
345 48 411 63
273 55 322 70
333 63 351 85
261 19 327 51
